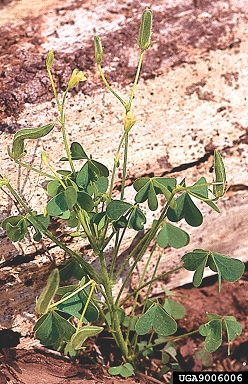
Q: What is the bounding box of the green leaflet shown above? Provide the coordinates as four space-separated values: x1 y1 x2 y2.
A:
77 191 94 212
199 314 242 354
182 250 245 290
60 142 88 161
128 205 146 230
106 200 146 231
57 292 84 320
26 212 50 242
47 180 63 197
34 311 76 346
2 212 49 242
194 347 213 367
106 200 132 221
2 215 28 242
70 326 103 350
76 160 109 189
157 222 190 249
135 304 177 336
167 193 203 227
199 319 222 353
134 177 176 211
8 123 54 160
186 177 220 213
108 363 134 378
35 269 60 314
163 298 186 320
46 186 77 216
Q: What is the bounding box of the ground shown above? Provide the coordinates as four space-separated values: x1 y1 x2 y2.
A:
0 0 248 382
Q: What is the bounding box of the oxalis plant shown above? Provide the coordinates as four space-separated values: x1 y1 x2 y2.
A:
0 9 245 379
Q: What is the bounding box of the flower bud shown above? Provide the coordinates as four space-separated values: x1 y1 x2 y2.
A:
94 36 104 64
67 69 87 89
138 8 153 51
46 50 54 71
0 176 8 188
123 111 137 132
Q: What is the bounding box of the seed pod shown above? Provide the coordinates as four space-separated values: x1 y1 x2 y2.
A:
138 8 153 51
213 150 226 198
94 36 103 64
46 50 54 71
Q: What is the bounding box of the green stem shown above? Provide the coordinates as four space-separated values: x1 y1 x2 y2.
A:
76 207 97 252
109 226 128 280
98 250 131 362
15 160 56 180
48 280 94 310
115 189 178 296
114 230 153 303
41 152 67 189
60 90 76 174
126 51 144 111
47 68 62 114
120 265 183 307
97 64 127 109
47 65 75 175
120 132 129 200
5 181 101 283
136 329 199 358
126 243 158 352
77 281 96 332
108 131 126 198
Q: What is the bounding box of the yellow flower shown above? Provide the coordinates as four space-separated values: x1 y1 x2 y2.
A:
123 111 137 132
67 69 87 89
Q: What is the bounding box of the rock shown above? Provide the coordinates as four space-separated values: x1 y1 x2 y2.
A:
0 0 247 337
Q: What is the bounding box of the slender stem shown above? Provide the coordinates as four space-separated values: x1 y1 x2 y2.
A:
5 181 101 283
76 207 97 251
97 64 127 109
77 281 96 332
132 242 158 316
41 153 67 189
47 68 62 114
108 131 126 197
109 226 127 280
126 51 144 111
120 132 129 200
136 329 199 358
15 160 56 180
120 265 183 307
59 90 76 174
114 189 178 302
49 280 94 310
98 250 132 362
126 243 158 352
47 66 75 175
145 251 161 301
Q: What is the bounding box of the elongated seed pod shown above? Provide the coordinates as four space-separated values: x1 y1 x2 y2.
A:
94 36 103 64
213 150 226 198
138 8 153 51
46 50 54 71
8 123 54 160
